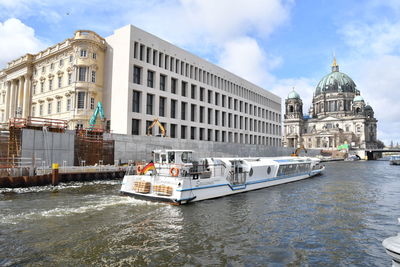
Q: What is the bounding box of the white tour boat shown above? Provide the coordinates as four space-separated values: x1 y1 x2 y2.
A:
120 150 325 204
390 155 400 165
382 218 400 266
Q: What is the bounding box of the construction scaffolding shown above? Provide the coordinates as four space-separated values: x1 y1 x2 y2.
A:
74 127 114 166
0 117 69 177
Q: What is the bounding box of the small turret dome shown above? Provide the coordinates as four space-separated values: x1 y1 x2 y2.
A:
353 95 364 102
288 89 300 99
365 105 373 110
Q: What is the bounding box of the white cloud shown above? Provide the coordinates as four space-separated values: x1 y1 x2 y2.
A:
0 18 47 68
218 37 279 86
128 0 292 85
337 3 400 145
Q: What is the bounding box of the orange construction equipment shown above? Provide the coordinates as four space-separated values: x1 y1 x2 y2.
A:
147 118 166 137
291 145 307 156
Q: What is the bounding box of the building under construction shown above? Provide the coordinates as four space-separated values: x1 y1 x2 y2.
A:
0 117 115 176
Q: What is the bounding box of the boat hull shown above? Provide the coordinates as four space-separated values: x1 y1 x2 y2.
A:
120 167 324 204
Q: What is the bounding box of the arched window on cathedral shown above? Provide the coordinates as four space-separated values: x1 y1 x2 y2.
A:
356 107 360 114
289 105 294 112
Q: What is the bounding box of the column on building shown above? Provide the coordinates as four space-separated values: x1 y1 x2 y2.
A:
9 80 18 118
22 74 32 118
16 76 24 116
4 81 11 120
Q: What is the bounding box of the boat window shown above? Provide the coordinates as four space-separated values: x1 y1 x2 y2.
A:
267 166 271 175
168 152 175 163
181 151 193 163
161 154 167 163
154 153 160 163
249 168 253 177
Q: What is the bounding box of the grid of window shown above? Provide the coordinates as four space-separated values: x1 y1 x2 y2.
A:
181 125 187 139
147 70 154 88
159 97 166 117
181 102 187 120
171 78 177 94
133 66 141 84
160 74 166 91
170 124 177 138
132 90 141 113
57 100 61 113
132 119 140 135
78 67 87 81
191 104 196 122
67 98 71 111
77 92 85 109
191 84 196 99
130 41 282 146
181 81 187 97
80 50 87 57
170 99 177 118
146 94 154 115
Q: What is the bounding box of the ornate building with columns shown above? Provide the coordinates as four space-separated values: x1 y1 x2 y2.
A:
0 25 283 147
283 59 378 149
0 30 106 129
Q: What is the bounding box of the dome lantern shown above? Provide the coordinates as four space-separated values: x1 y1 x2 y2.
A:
332 56 339 72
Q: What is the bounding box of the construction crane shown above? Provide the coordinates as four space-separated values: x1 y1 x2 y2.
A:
291 144 307 156
147 118 166 137
89 101 106 129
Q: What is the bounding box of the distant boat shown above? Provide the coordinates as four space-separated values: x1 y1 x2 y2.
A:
390 155 400 165
345 155 361 161
120 149 325 205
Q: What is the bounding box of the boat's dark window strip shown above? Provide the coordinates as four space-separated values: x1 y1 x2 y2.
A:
277 163 311 176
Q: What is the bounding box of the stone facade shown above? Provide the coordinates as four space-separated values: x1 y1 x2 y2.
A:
0 30 106 129
104 25 282 146
0 25 282 147
283 60 378 149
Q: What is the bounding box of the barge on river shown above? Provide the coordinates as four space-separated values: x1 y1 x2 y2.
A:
120 150 325 204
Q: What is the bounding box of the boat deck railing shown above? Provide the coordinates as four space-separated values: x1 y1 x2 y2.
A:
127 163 227 178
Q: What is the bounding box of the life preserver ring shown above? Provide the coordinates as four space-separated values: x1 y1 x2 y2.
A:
169 167 180 177
136 165 143 174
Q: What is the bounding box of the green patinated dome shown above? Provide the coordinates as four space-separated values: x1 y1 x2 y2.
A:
353 95 364 102
287 90 300 99
315 63 357 96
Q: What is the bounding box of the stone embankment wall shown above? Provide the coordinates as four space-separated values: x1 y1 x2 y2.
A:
107 134 321 163
18 129 320 166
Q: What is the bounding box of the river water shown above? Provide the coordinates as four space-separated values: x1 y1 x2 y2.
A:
1 160 399 266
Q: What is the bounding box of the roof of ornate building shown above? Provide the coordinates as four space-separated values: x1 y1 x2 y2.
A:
315 58 357 96
287 89 300 99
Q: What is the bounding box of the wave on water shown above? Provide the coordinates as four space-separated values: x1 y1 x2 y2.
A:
1 195 159 225
0 180 122 194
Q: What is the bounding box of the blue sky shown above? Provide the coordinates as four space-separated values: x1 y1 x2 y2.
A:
1 0 399 145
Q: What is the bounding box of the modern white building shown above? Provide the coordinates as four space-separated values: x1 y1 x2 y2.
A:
104 25 282 146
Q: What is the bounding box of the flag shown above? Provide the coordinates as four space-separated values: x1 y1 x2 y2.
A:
141 161 156 174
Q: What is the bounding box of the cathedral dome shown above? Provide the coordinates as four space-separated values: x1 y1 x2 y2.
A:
353 95 364 102
315 59 357 96
287 89 300 99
